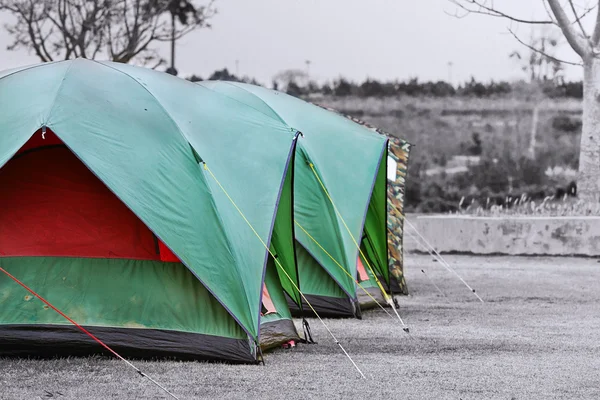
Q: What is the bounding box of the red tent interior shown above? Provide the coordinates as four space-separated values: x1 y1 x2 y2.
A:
0 129 180 262
357 255 369 282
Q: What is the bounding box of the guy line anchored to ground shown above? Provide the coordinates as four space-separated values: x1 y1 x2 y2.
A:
307 163 412 331
403 217 484 303
294 220 413 338
201 161 367 379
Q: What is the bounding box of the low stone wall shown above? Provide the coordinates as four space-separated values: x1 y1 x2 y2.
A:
404 215 600 256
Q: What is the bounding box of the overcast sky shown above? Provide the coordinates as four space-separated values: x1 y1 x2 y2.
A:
0 0 591 85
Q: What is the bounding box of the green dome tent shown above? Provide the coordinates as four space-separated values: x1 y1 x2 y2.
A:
199 81 399 318
312 106 413 298
0 59 304 363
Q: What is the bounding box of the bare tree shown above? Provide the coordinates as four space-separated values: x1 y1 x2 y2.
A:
0 0 215 67
449 0 600 202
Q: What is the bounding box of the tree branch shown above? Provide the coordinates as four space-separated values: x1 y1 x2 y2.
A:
547 0 589 57
573 4 597 25
593 3 600 45
45 1 79 58
448 0 555 25
24 1 53 62
32 16 54 61
509 27 583 67
567 0 589 43
0 0 216 64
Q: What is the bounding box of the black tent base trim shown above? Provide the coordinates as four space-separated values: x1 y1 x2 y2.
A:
357 285 387 311
389 277 408 295
0 324 257 364
285 294 360 319
259 318 301 351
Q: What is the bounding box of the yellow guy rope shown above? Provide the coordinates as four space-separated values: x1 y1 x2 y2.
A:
202 163 366 379
294 220 393 319
308 163 410 332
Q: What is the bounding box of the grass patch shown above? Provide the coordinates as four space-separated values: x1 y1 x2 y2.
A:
455 195 600 217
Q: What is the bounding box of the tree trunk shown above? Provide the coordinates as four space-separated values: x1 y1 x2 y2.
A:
528 102 540 159
578 57 600 203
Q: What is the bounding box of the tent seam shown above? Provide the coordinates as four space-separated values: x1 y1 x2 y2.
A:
287 135 303 308
44 61 77 124
256 133 299 343
0 60 67 84
197 81 289 127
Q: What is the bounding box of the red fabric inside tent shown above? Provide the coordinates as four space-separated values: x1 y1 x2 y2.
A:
158 241 181 262
261 285 277 315
0 129 180 262
357 256 369 282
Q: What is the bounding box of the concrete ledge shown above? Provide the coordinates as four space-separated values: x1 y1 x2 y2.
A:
405 215 600 256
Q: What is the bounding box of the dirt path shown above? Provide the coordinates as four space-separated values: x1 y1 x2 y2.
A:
1 255 599 399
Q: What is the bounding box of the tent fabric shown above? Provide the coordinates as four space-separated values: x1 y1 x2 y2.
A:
0 141 299 360
0 59 303 360
286 243 357 318
1 136 183 263
259 257 300 349
355 251 387 310
0 256 253 361
262 286 277 315
386 138 412 294
0 146 158 259
286 294 357 319
356 285 386 310
266 150 303 307
306 105 413 295
361 149 390 286
199 81 389 317
0 255 298 360
357 256 370 282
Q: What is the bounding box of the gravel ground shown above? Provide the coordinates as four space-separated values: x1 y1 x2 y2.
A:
1 254 600 399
